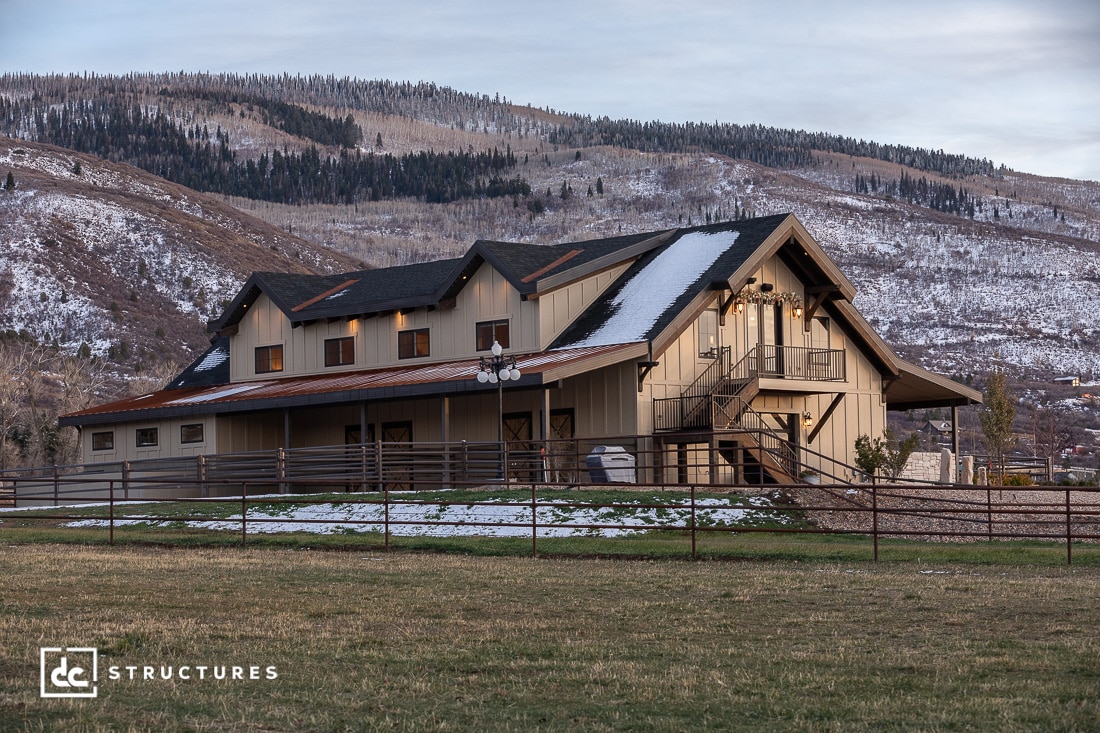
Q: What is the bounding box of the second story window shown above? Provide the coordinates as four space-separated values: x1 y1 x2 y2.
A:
324 337 355 367
255 344 284 374
398 328 430 359
476 320 510 351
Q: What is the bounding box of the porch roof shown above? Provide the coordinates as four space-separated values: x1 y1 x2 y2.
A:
59 342 648 428
885 360 983 411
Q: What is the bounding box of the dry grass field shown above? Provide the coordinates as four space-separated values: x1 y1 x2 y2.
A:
2 544 1099 731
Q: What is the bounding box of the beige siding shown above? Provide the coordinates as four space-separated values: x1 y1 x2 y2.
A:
81 416 216 463
232 263 547 383
537 262 632 349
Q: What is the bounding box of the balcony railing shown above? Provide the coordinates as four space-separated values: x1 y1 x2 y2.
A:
653 346 845 433
751 345 846 381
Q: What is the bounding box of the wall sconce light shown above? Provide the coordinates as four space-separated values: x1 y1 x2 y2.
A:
802 411 813 428
735 301 744 314
793 304 803 318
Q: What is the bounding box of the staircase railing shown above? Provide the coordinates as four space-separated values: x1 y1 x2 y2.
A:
712 395 798 479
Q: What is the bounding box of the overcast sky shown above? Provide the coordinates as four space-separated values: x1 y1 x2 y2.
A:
3 0 1098 181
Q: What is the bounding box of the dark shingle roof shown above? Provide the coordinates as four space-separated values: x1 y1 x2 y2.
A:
166 337 231 390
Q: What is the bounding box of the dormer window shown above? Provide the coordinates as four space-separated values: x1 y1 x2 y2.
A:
255 344 284 374
476 320 510 351
324 337 355 367
398 328 430 359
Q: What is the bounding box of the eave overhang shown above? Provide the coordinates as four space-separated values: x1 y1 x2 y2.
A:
59 343 647 428
885 360 983 411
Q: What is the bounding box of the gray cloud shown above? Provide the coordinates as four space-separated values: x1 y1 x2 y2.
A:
1 0 1097 180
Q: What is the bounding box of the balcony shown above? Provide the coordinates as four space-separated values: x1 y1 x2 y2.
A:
653 345 845 433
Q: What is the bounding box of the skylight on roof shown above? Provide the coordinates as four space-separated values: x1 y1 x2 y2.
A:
166 383 265 405
559 230 740 349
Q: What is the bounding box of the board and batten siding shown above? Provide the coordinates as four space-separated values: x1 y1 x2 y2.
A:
536 262 633 350
83 416 215 464
231 263 544 382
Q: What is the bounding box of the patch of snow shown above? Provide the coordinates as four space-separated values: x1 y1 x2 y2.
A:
194 347 229 372
57 494 788 538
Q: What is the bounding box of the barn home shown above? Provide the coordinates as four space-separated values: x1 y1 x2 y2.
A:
57 213 980 493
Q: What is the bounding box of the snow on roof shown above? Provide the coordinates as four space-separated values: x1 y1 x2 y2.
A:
193 345 229 372
560 229 739 348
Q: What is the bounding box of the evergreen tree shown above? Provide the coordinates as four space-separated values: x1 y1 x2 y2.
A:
3 171 13 191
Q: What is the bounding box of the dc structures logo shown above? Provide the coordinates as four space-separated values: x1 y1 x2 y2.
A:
40 647 98 698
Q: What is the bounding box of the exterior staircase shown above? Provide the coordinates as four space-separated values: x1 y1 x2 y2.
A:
653 345 843 483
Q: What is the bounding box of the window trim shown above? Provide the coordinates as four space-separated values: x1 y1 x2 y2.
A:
398 328 430 359
476 319 510 351
255 344 284 374
91 431 115 451
135 427 159 448
324 336 356 368
180 423 205 445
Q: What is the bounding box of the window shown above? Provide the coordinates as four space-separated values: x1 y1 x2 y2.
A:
255 344 284 374
91 431 114 451
476 320 510 351
180 424 204 444
324 336 356 367
398 328 430 359
135 428 159 447
698 309 718 357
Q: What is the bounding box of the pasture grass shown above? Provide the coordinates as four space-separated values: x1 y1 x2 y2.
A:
1 544 1100 731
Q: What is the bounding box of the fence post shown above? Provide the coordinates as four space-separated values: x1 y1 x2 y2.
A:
241 482 247 547
690 484 697 561
277 448 287 495
986 486 992 542
872 483 879 562
122 460 131 501
53 465 60 505
384 482 390 552
531 483 538 558
360 445 368 494
375 440 384 493
1066 488 1072 566
197 454 207 498
109 480 115 546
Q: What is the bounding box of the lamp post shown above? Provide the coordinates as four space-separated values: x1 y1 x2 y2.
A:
475 340 521 479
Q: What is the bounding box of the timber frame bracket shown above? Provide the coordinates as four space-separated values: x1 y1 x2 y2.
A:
637 361 660 392
806 392 846 445
803 285 840 332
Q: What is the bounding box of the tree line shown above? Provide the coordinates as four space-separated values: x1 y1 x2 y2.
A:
855 171 981 217
1 97 530 205
548 117 997 178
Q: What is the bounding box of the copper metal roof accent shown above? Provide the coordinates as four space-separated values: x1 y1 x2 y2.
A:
291 278 361 312
520 248 583 284
60 343 643 425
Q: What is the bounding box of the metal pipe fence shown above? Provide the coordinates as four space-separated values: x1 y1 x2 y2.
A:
3 472 1100 564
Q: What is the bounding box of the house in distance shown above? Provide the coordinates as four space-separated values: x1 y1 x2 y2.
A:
61 213 981 488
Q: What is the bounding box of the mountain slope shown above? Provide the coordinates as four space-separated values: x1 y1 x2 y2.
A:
1 73 1098 383
0 138 360 370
